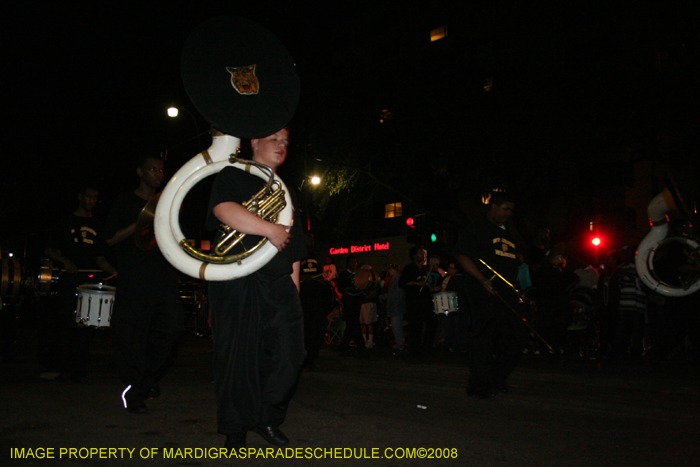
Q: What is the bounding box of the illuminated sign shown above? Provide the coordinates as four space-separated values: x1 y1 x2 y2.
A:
329 242 390 255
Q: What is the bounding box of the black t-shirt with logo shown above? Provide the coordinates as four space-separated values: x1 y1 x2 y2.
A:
46 214 104 270
454 218 520 295
399 262 433 316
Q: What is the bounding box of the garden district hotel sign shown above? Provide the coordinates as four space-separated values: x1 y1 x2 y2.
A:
328 242 391 255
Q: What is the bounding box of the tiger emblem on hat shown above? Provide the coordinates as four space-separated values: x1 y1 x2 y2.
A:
226 65 259 95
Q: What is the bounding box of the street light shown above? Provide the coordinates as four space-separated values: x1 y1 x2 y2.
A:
311 175 321 185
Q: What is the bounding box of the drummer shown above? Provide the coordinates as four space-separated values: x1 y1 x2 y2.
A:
39 184 116 382
399 246 439 357
427 255 446 291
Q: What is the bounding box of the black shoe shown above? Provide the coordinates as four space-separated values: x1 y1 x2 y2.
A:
495 384 509 394
68 370 87 383
122 386 148 414
253 426 289 446
492 378 509 394
126 398 148 414
467 388 496 399
224 433 246 449
148 384 161 398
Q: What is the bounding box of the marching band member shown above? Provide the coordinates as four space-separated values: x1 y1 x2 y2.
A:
456 192 526 398
400 246 438 357
40 184 115 382
206 127 307 449
105 155 183 414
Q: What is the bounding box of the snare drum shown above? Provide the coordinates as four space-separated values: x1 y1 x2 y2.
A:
432 291 458 315
75 284 116 327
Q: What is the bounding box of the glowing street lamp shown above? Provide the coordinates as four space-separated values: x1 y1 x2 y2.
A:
311 175 321 185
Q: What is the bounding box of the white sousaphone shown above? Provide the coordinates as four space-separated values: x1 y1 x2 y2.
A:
153 134 293 281
635 187 700 297
148 16 300 281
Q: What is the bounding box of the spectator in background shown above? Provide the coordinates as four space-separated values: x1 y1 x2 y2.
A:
322 255 338 283
613 247 648 358
338 255 364 354
358 264 380 349
598 250 625 356
384 263 407 350
300 258 337 370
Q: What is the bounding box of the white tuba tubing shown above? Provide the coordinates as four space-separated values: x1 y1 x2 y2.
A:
154 134 293 281
635 189 700 297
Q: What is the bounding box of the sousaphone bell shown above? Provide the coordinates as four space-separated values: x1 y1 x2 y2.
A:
635 182 700 297
144 16 300 281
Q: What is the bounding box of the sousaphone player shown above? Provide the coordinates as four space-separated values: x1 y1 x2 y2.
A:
179 17 303 449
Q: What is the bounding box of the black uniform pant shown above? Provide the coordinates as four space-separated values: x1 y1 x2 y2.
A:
210 274 305 435
37 274 90 375
468 292 525 392
111 280 183 400
340 293 363 351
303 310 325 367
407 310 438 356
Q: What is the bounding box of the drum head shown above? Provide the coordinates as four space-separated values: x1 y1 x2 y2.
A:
181 16 300 139
79 284 117 293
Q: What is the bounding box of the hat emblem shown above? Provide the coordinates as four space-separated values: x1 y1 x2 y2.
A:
226 65 259 95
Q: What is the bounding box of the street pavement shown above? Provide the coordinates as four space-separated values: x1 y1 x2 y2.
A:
1 326 699 467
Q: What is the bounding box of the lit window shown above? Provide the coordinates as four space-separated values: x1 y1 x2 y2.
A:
385 202 403 218
430 25 448 42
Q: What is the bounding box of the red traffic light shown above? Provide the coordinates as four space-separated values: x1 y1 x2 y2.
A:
406 217 415 227
591 237 601 246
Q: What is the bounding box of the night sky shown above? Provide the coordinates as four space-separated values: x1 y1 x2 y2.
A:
3 1 700 258
4 2 328 249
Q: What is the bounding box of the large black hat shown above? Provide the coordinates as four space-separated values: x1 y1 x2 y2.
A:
181 16 300 139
